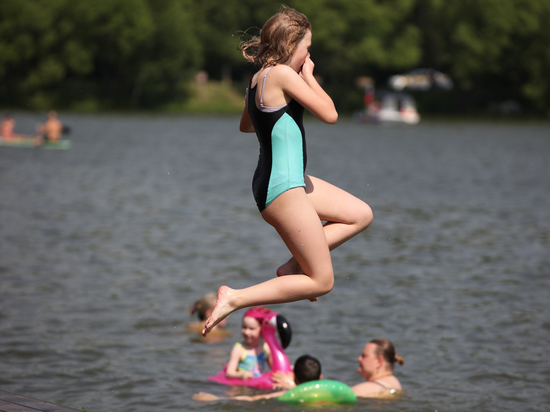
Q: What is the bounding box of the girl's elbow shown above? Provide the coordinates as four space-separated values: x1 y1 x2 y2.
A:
324 111 338 124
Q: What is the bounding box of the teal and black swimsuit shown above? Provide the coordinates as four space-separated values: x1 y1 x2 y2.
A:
247 67 307 212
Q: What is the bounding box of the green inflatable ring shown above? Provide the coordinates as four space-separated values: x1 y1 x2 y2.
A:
278 380 357 404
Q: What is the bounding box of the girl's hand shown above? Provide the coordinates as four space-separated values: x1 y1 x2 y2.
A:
299 55 314 79
241 371 253 380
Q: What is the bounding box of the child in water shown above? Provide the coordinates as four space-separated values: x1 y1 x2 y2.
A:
225 307 272 380
203 6 372 336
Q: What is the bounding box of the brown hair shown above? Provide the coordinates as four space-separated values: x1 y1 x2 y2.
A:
293 354 321 384
239 5 311 67
370 339 405 369
189 293 216 321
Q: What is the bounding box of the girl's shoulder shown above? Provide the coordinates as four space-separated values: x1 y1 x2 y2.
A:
233 341 246 353
268 64 298 79
253 64 297 83
232 341 249 360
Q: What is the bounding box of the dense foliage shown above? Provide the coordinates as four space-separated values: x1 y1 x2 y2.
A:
1 0 549 115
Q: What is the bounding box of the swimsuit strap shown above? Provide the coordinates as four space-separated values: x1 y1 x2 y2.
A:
259 66 273 107
371 380 397 394
234 342 247 361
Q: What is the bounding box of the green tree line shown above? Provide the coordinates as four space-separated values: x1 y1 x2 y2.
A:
1 0 549 116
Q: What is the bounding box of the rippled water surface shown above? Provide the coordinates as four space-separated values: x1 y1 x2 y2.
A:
1 113 549 412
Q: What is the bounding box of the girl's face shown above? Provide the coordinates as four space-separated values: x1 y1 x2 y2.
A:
288 29 312 72
241 316 262 346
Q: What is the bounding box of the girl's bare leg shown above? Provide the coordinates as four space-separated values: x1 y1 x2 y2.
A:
277 175 373 276
202 187 334 336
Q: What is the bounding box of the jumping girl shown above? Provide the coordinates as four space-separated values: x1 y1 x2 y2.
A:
203 6 372 336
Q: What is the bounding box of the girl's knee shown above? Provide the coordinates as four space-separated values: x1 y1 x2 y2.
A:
355 202 373 231
314 271 334 296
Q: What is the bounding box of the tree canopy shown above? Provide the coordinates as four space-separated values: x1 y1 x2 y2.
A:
1 0 549 116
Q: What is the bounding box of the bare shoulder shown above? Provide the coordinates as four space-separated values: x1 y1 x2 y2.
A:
351 382 388 398
268 64 300 82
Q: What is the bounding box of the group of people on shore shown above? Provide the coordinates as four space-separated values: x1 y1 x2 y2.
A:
0 111 63 146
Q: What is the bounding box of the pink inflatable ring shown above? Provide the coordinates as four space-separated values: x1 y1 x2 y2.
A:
207 307 292 390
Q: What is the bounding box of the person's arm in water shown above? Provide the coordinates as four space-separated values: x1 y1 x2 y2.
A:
193 389 286 402
271 371 296 389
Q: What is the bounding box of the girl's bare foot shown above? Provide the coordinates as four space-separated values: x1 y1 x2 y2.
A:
276 257 302 277
202 286 236 336
276 258 318 302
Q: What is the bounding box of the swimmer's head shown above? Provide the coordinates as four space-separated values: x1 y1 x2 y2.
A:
369 339 405 369
239 6 311 68
190 293 227 328
241 314 263 346
294 355 322 384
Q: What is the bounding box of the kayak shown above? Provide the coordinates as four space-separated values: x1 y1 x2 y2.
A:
0 137 71 150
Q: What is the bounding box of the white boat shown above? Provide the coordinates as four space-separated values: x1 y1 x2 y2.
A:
354 91 420 125
388 68 453 91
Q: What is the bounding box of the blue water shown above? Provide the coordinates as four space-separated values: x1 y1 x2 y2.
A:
1 113 549 411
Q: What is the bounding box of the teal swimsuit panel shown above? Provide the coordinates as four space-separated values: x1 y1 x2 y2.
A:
265 113 305 207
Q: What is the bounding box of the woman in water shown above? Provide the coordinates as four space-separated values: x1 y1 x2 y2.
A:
352 339 404 397
203 6 372 336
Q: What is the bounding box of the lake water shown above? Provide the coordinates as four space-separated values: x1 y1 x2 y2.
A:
1 113 549 412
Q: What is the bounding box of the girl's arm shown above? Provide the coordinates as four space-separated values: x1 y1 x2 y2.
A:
225 344 253 380
274 60 338 124
239 88 255 133
239 106 254 133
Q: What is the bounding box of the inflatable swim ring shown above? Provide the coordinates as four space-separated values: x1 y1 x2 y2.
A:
207 307 292 390
278 380 357 405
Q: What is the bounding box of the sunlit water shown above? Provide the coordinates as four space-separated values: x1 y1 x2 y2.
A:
1 113 549 412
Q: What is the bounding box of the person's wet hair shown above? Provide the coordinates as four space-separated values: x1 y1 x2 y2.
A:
189 293 216 321
293 354 321 384
370 339 405 368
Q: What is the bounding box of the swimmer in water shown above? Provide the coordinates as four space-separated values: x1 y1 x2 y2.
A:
188 293 230 343
37 110 63 142
0 113 16 138
351 339 404 398
202 6 372 336
193 354 322 402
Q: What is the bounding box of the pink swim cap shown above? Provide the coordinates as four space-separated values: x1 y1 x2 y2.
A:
243 306 273 322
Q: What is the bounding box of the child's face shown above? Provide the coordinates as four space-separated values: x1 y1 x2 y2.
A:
241 316 262 346
288 30 312 73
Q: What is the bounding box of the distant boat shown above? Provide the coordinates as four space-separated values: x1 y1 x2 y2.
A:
354 91 420 125
388 68 453 91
